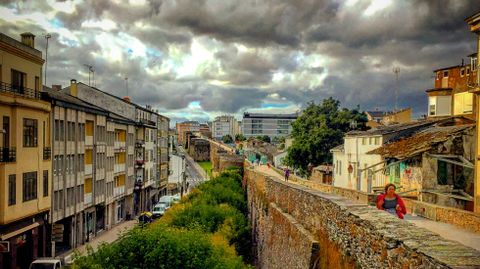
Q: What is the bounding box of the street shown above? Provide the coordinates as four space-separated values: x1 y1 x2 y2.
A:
178 146 208 192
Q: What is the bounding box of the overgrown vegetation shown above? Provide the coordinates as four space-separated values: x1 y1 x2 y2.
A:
73 169 252 269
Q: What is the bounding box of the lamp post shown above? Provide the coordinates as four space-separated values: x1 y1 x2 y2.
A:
44 33 51 86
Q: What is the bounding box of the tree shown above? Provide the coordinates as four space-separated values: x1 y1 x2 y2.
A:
285 98 368 176
222 134 233 144
235 134 246 142
255 135 271 143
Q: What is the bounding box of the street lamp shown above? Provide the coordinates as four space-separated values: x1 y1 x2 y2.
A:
44 33 51 86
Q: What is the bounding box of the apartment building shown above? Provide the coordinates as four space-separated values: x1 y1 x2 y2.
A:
212 116 239 140
62 83 167 215
0 33 52 269
46 81 136 256
427 56 478 119
157 115 170 197
242 112 298 139
176 121 200 146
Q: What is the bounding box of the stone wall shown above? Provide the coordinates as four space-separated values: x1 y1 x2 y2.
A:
245 167 480 268
218 155 244 173
188 138 210 161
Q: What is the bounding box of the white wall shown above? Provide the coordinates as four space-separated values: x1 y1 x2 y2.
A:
332 135 384 192
168 154 185 184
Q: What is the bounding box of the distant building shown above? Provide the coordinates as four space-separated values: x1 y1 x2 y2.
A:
242 112 297 139
212 116 238 140
427 55 478 119
176 121 200 145
199 123 211 138
365 108 412 128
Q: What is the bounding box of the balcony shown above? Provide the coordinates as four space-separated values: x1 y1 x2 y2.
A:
114 141 126 151
135 159 144 167
0 81 41 99
139 118 156 127
114 163 125 173
85 135 93 145
0 147 16 163
43 147 51 160
85 164 93 175
84 193 93 205
114 185 125 197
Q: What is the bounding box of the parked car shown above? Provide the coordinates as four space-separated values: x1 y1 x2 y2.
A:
30 258 63 269
152 203 167 218
158 195 173 209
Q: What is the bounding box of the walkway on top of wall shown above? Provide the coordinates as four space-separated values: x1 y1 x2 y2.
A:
252 164 480 252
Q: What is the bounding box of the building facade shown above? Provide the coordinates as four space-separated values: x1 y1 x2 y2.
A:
241 112 297 139
157 115 170 198
0 32 51 269
427 58 478 119
466 10 480 213
212 116 238 140
176 121 200 146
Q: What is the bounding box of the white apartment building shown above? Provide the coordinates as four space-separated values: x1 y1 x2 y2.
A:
242 112 298 139
212 115 239 140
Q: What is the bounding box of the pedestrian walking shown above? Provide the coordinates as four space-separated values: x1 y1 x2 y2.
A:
376 183 407 219
284 168 290 182
267 162 270 169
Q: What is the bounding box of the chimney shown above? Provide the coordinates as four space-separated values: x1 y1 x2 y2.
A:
20 32 35 48
123 96 131 103
70 79 78 97
52 85 62 91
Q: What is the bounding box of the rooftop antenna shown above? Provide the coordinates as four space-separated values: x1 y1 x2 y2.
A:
84 64 95 87
393 67 400 112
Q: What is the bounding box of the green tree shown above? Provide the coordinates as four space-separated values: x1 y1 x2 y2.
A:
235 134 246 142
285 98 367 175
222 134 233 144
255 135 271 143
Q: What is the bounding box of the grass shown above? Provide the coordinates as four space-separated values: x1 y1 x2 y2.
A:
198 161 213 178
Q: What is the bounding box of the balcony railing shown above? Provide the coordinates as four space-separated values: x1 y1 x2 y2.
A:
0 81 42 99
43 147 51 160
0 147 16 163
114 163 125 173
114 185 125 197
114 141 126 150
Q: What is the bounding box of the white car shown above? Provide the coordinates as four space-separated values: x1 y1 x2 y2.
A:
172 194 181 204
158 195 173 209
30 258 63 269
152 203 167 218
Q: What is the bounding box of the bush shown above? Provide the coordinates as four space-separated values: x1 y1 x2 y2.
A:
74 169 252 268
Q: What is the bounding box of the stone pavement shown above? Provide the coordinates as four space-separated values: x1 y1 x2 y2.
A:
60 219 137 263
253 164 480 251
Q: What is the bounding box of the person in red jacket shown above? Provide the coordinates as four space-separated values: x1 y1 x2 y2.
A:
376 183 407 219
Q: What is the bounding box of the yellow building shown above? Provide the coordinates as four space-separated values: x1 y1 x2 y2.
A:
0 33 51 269
466 11 480 213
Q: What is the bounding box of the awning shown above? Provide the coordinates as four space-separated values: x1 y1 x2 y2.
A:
1 222 40 240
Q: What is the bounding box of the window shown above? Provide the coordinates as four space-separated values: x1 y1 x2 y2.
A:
43 170 48 197
23 172 37 202
35 76 39 91
374 137 380 145
361 137 367 145
369 137 373 145
3 116 10 147
8 175 16 206
460 68 465 77
472 58 478 71
443 70 449 77
467 66 471 75
23 118 38 147
11 69 26 92
436 71 441 80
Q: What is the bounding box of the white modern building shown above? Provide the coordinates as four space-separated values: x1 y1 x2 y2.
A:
242 112 298 139
212 115 239 140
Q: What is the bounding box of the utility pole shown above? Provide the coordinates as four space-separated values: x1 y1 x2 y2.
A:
393 67 400 112
44 33 51 86
125 77 129 96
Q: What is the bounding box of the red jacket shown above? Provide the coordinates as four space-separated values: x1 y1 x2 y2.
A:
376 193 407 219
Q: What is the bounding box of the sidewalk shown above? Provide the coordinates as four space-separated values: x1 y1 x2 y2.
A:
253 164 480 251
60 220 137 262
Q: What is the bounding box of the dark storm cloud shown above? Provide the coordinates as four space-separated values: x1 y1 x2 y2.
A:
1 0 479 121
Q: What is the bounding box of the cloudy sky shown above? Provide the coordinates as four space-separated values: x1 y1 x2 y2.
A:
1 0 478 124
